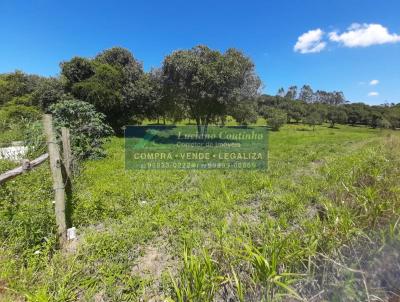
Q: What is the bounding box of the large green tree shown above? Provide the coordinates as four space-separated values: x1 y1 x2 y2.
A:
60 48 150 131
161 45 261 135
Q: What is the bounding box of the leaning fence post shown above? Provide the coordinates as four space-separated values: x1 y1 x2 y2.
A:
43 114 67 246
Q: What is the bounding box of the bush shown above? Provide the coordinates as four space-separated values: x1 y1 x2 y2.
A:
377 117 392 129
262 107 287 131
23 120 47 158
0 104 41 145
230 100 258 125
304 111 323 130
31 77 64 110
0 104 41 126
50 98 113 160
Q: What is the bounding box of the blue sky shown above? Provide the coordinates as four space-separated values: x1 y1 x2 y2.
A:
1 0 399 105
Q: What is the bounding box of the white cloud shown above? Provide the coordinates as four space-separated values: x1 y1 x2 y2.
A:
294 29 326 54
369 79 379 85
329 23 400 47
368 91 379 97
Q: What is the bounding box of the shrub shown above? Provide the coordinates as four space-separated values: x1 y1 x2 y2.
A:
31 77 65 110
262 107 287 131
377 117 392 129
0 104 41 125
230 100 258 125
304 111 323 130
50 98 113 160
23 120 47 158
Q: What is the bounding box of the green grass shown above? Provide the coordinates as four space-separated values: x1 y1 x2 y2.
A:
1 124 400 301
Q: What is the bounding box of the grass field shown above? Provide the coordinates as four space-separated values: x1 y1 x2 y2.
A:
1 124 400 301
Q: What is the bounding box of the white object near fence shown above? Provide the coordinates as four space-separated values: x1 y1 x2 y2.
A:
67 227 77 241
0 144 28 161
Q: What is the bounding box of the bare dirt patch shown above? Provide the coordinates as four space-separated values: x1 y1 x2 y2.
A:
131 244 174 279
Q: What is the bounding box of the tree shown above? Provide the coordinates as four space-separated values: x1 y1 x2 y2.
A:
298 85 314 103
70 62 125 129
161 45 260 135
277 87 285 97
327 107 348 127
376 117 392 129
229 99 258 125
304 111 322 130
0 71 41 105
95 47 143 83
384 109 400 129
95 47 147 120
260 107 287 131
331 91 346 105
369 111 383 129
285 86 298 100
60 57 94 90
286 101 306 123
345 103 369 126
314 90 346 105
31 77 64 110
60 48 149 132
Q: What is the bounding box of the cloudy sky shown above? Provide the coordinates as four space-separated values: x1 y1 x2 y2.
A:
0 0 399 104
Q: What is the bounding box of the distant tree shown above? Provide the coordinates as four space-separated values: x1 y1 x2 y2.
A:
376 117 392 129
314 103 328 121
161 45 260 135
304 111 322 130
384 109 400 129
287 101 306 123
331 91 346 105
345 103 369 126
277 87 285 97
327 107 348 127
315 90 346 105
260 107 287 131
285 86 298 100
298 85 314 103
369 111 383 129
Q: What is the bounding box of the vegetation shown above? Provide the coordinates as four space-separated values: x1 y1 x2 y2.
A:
50 99 113 160
161 45 261 134
260 107 287 131
1 48 400 140
1 45 400 301
1 124 400 301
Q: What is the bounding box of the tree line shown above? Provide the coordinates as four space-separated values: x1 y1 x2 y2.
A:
257 91 400 130
1 45 399 136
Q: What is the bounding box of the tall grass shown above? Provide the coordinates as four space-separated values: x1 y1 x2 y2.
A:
1 125 399 301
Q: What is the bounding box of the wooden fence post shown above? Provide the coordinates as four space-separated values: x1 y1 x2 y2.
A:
43 114 67 246
61 127 72 178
